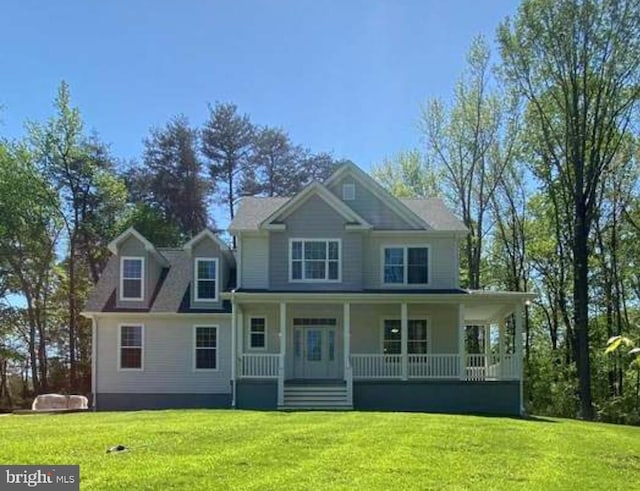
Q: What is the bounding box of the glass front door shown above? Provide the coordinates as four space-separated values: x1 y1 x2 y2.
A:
293 326 339 379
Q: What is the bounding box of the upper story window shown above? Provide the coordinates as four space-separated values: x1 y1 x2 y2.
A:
290 239 341 282
342 183 355 201
120 257 144 301
383 246 429 285
119 324 143 370
195 258 218 302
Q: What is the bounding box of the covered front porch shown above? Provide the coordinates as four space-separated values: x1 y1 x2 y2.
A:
228 291 532 412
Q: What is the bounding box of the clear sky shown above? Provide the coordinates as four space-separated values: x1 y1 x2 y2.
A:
0 0 521 171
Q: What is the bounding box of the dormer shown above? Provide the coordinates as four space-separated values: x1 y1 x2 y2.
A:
183 229 234 309
108 227 168 309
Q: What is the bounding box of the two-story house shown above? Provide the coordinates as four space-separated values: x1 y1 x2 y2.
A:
82 163 533 415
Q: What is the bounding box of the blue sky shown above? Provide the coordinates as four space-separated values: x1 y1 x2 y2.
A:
0 1 520 171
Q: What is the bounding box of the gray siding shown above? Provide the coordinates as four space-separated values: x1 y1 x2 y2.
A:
95 316 232 394
116 235 162 310
269 194 364 291
327 175 417 230
241 234 269 288
190 238 230 310
363 235 459 289
353 380 520 415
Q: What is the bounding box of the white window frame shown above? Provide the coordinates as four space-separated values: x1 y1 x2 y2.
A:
120 256 145 301
380 317 431 355
289 238 342 283
381 245 431 286
342 183 355 201
194 257 219 302
247 316 267 351
193 325 219 371
117 323 144 371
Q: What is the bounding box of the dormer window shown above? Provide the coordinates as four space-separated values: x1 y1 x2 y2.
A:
120 257 144 301
195 258 218 302
342 183 355 201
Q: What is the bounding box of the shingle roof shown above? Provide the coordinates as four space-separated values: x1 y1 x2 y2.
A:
229 196 289 231
229 195 467 233
84 247 235 314
400 198 468 232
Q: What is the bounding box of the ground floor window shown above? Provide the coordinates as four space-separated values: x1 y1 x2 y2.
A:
249 317 266 349
194 325 217 370
119 324 143 369
382 319 429 354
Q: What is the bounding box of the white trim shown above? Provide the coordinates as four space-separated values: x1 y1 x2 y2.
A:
193 324 219 371
380 244 431 287
117 323 144 371
289 238 342 283
183 229 232 255
342 183 355 201
194 257 219 302
119 256 145 302
324 163 427 229
380 316 431 354
259 182 372 230
237 234 243 289
247 315 268 351
108 227 168 266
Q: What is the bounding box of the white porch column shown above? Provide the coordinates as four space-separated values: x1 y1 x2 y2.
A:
231 302 237 408
343 303 353 406
401 303 408 380
278 302 287 407
498 318 506 380
237 308 244 378
484 324 491 374
458 304 466 380
91 316 98 411
514 302 524 415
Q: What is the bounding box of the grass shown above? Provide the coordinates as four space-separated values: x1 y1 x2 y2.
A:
2 410 640 490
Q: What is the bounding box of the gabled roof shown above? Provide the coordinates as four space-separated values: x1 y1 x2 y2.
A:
183 228 233 259
325 162 428 229
107 227 169 266
259 182 372 230
229 196 290 232
400 198 467 233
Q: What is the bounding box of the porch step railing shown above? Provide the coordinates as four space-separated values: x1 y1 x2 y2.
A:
239 353 279 378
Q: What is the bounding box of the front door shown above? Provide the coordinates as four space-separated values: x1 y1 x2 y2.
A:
293 326 338 379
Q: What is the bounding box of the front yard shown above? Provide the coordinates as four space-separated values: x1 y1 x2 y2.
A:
2 410 640 489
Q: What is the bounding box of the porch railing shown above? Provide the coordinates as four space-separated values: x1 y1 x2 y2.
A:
239 353 279 378
351 353 519 380
408 354 460 379
351 354 402 378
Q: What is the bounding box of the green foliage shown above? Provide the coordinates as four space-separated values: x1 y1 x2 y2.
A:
372 149 439 198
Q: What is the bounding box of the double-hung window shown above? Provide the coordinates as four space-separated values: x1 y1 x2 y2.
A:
382 246 429 285
290 239 340 282
194 326 217 370
382 319 429 354
195 258 218 301
119 324 143 369
120 257 144 301
249 317 266 350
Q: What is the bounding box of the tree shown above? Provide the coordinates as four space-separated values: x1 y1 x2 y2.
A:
201 102 255 223
250 127 304 197
372 149 439 198
499 0 640 419
140 115 210 237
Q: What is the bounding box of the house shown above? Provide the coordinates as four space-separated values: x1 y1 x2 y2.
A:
82 163 534 415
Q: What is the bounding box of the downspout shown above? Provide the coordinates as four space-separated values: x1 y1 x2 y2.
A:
91 315 98 411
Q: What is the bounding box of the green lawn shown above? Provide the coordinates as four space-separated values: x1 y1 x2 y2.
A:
2 410 640 490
